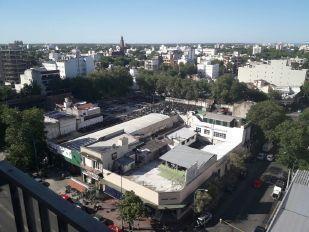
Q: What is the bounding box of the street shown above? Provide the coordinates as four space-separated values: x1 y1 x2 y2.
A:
206 161 286 232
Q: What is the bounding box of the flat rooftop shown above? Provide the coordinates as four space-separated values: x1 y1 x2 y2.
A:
126 160 183 192
203 112 237 123
85 133 138 154
167 127 196 141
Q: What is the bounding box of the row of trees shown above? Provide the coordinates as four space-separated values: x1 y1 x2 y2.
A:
137 72 268 103
0 104 47 171
247 101 309 169
49 68 133 101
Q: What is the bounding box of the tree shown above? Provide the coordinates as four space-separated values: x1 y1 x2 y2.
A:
268 90 282 101
272 120 309 169
20 82 42 96
299 107 309 127
194 190 213 215
3 107 46 170
118 191 145 230
0 104 6 149
247 101 286 140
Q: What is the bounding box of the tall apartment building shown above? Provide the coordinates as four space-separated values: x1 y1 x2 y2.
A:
0 42 28 84
252 45 262 55
15 68 61 95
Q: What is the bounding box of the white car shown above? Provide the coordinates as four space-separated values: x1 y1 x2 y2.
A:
272 186 282 200
266 154 275 162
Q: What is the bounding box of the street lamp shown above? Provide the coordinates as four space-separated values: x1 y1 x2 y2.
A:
219 218 245 232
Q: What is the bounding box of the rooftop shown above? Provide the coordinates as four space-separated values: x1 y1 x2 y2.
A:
203 112 237 123
268 170 309 232
139 139 167 152
67 113 169 144
126 160 183 192
167 127 196 141
44 111 75 120
85 133 138 154
160 145 215 169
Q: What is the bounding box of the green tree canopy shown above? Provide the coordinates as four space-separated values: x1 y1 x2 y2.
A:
273 120 309 169
3 107 46 170
247 100 286 140
118 191 145 230
194 190 213 215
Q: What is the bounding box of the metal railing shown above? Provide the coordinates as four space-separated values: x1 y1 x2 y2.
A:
0 160 109 232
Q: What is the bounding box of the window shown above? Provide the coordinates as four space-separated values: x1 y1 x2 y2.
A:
82 156 85 165
111 153 117 160
208 119 214 124
213 131 226 139
215 120 221 125
222 121 228 127
92 160 95 168
196 127 201 133
95 161 100 170
204 129 210 135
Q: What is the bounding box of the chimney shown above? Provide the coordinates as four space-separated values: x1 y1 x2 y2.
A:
117 137 129 148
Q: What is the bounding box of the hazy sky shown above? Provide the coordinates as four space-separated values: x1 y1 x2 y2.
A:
0 0 308 44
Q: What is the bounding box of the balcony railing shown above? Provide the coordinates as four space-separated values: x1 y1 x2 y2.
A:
0 160 109 232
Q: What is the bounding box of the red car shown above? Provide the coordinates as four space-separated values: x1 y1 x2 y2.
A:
252 179 262 189
60 194 74 203
108 224 123 232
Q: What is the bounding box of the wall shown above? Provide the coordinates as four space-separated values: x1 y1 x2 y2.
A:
103 170 160 205
77 116 103 129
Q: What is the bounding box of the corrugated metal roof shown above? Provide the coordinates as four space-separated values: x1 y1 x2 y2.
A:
268 170 309 232
159 145 215 169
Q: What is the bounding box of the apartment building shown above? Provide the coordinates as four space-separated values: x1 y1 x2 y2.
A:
15 67 61 95
0 42 28 84
43 55 95 79
238 60 308 92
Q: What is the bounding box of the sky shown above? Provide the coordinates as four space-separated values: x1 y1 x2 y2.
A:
0 0 308 44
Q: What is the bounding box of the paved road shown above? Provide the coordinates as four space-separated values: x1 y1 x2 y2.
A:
206 161 284 232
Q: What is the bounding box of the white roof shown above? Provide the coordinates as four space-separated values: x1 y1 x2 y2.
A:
62 113 169 151
167 127 196 141
202 141 242 160
73 113 169 142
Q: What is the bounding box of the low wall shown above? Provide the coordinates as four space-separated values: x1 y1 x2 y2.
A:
103 169 160 205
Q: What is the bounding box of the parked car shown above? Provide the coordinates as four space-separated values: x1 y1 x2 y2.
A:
266 154 275 162
252 179 262 189
60 194 74 203
257 153 266 160
272 186 282 200
194 212 213 228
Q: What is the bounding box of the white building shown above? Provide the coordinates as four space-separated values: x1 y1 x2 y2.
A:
44 111 77 139
167 127 197 148
144 56 160 71
58 98 103 130
43 55 95 79
197 62 219 79
203 48 217 56
15 68 60 95
238 60 308 90
252 45 262 55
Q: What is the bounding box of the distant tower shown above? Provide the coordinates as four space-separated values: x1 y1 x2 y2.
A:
120 36 125 51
